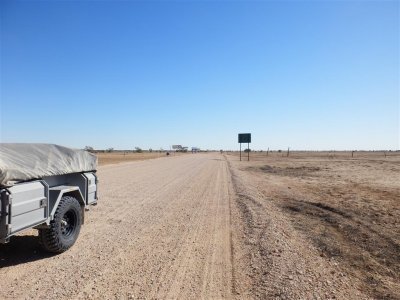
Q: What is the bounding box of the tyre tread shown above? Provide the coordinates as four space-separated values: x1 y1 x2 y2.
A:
39 196 82 253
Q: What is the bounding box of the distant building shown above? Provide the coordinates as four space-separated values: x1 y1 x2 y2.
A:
171 145 188 152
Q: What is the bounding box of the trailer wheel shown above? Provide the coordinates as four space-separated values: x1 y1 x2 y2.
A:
39 196 82 253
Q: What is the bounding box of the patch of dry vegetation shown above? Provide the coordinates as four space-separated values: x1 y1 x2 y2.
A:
227 151 400 299
96 152 175 166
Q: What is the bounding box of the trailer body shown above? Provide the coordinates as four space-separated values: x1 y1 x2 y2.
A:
0 143 98 252
0 172 97 244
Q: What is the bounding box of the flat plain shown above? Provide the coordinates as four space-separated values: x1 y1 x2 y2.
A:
0 151 398 299
226 151 399 299
96 151 176 165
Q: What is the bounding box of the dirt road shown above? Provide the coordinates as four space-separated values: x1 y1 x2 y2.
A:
1 154 234 299
1 153 393 299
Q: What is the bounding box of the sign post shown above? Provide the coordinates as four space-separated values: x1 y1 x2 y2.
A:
238 133 251 161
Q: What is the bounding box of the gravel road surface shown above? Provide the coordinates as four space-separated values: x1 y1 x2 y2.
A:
0 153 370 299
1 154 234 299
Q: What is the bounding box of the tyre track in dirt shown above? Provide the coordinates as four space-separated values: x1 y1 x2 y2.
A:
76 156 209 299
226 154 369 299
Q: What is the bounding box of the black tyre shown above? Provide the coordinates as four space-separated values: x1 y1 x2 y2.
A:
39 196 82 253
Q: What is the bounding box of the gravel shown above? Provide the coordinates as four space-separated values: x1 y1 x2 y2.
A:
0 153 371 299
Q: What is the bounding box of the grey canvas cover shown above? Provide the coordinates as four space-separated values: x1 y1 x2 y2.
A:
0 143 97 187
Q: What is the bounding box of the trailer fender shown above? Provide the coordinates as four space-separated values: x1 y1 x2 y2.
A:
48 186 86 225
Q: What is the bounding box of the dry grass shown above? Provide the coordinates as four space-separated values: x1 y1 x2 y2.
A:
226 151 400 299
96 152 185 166
227 150 400 160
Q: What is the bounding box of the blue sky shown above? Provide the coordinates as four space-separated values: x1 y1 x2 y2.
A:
1 1 399 150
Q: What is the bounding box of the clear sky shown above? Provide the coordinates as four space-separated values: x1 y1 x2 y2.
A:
1 0 399 151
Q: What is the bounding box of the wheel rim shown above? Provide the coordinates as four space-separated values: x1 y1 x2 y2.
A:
61 210 77 237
